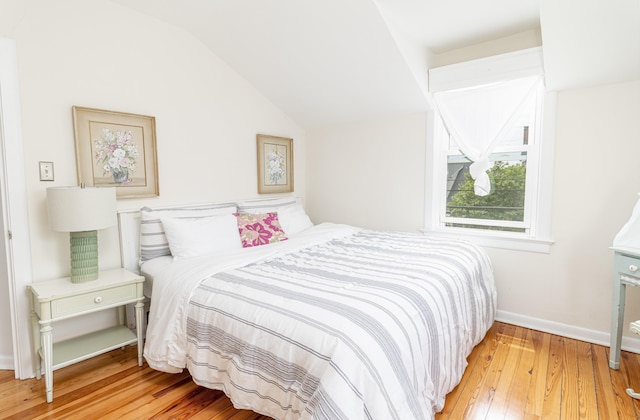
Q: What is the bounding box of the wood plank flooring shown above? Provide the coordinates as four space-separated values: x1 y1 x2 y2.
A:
2 321 640 419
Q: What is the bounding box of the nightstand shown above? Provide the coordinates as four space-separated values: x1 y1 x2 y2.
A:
28 268 145 403
610 247 640 370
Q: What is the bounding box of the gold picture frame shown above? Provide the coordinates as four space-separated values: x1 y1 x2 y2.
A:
257 134 293 194
72 106 159 199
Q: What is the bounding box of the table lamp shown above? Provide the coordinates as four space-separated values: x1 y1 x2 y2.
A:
47 186 116 283
613 193 640 252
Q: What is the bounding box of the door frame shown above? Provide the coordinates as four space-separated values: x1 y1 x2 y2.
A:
0 37 35 379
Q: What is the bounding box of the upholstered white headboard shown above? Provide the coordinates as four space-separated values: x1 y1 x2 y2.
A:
117 196 304 274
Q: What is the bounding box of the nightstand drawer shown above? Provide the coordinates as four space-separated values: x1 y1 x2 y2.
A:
615 254 640 278
50 284 138 318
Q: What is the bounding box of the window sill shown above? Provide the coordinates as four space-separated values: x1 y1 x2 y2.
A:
420 228 554 253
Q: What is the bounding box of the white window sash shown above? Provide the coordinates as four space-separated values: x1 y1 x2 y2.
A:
444 217 528 229
440 83 542 233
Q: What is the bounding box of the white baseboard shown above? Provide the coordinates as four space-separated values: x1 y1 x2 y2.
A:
496 309 640 354
0 355 14 371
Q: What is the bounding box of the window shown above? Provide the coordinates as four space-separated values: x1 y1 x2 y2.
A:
425 48 555 253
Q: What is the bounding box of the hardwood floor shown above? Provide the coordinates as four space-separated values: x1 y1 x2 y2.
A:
2 321 640 419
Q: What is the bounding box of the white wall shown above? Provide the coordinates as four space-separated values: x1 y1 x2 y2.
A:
306 113 426 232
1 0 305 369
306 80 640 344
490 80 640 335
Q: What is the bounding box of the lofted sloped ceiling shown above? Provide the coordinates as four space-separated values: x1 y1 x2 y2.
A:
111 0 639 129
110 0 432 129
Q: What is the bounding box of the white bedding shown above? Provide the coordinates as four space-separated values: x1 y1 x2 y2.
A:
142 223 496 419
139 256 171 297
143 223 362 373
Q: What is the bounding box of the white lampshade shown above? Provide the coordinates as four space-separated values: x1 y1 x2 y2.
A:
47 186 116 283
47 186 116 232
613 193 640 252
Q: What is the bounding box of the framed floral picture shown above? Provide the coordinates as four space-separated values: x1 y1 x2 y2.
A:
257 134 293 194
72 106 159 199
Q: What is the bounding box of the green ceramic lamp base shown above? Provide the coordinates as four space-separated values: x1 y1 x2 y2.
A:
69 230 99 283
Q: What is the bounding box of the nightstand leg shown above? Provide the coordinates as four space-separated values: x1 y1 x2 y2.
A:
30 299 41 380
135 300 144 366
40 322 53 403
610 276 626 369
117 306 125 325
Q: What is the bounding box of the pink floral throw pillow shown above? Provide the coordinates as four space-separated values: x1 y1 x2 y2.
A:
234 212 288 248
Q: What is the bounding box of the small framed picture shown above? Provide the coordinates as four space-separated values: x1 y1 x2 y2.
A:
257 134 293 194
72 106 159 199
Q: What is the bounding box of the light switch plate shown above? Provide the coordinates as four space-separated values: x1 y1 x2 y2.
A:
39 161 54 181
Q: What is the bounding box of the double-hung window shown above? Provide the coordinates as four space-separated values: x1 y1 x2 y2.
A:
425 47 556 252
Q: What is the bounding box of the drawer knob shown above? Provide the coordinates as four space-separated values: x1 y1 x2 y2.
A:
94 296 103 304
630 265 639 273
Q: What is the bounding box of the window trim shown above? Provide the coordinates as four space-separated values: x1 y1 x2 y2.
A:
424 48 556 253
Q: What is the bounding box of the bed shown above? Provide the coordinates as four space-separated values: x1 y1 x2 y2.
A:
118 197 496 419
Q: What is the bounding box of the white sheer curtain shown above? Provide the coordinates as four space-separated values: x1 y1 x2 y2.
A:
433 75 542 196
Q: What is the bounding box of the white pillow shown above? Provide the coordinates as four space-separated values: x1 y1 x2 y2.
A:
236 197 298 214
161 213 241 259
277 204 314 236
139 203 237 262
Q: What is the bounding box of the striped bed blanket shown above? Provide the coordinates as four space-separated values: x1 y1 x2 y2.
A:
143 223 496 420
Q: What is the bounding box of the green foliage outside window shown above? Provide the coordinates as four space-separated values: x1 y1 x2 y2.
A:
447 161 526 222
